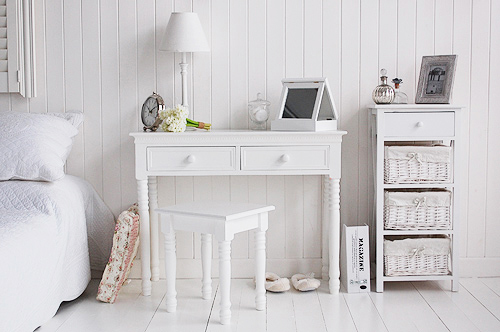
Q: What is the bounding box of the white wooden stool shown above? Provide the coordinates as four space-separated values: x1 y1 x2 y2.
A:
157 201 275 325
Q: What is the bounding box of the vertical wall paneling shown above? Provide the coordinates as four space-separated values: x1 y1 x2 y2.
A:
192 0 211 121
378 0 398 78
248 0 266 114
118 0 138 210
63 0 84 178
467 0 490 257
452 0 472 257
415 0 434 86
340 0 360 226
360 0 379 257
45 0 64 112
230 176 249 259
266 176 286 259
434 0 453 55
285 175 304 258
26 0 46 113
248 176 267 259
2 0 499 277
485 0 499 257
265 0 284 124
210 0 230 129
397 0 417 103
100 0 121 216
229 0 248 129
285 0 303 78
82 0 103 196
156 0 174 107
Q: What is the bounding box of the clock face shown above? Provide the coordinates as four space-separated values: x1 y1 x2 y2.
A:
141 96 159 127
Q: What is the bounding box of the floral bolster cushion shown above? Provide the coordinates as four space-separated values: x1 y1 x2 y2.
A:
97 204 140 304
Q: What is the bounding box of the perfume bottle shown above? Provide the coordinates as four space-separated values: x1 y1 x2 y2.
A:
391 78 408 104
248 93 271 130
372 69 395 104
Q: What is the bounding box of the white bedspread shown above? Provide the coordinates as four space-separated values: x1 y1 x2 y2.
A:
0 175 115 332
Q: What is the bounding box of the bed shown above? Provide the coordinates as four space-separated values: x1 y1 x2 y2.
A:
0 112 115 332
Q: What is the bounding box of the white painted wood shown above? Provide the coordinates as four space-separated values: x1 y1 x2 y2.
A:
343 291 388 332
303 175 321 259
460 278 500 320
254 230 266 311
486 0 500 258
2 0 499 282
162 223 177 312
201 233 212 300
137 179 152 296
230 176 249 260
436 280 500 332
383 112 455 137
148 177 160 281
316 282 357 332
467 0 490 258
329 178 341 294
241 146 329 171
414 281 481 332
218 240 231 325
285 175 304 259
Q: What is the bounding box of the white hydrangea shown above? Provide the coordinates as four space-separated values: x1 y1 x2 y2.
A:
159 104 189 133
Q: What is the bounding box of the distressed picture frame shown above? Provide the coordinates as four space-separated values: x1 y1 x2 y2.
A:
416 55 457 104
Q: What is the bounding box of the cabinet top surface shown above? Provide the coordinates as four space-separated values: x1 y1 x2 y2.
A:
368 104 464 110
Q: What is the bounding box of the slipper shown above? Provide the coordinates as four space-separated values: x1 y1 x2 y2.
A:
291 273 321 292
262 272 290 293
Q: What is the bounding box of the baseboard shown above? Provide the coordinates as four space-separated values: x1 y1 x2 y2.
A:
459 257 500 277
127 258 323 279
116 257 500 281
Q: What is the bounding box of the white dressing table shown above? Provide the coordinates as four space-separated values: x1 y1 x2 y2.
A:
130 130 346 295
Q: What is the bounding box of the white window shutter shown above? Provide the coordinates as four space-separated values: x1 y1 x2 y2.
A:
0 0 35 97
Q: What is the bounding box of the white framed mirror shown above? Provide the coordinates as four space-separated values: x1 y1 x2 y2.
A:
271 78 338 131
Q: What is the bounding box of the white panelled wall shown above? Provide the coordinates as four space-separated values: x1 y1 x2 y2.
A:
1 0 498 277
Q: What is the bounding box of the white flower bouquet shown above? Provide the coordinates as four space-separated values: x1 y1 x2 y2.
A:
159 104 211 132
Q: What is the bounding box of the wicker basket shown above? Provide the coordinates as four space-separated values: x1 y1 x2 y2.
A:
384 237 450 276
384 146 452 183
384 190 451 230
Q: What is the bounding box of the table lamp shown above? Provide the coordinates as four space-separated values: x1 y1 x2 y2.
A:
160 12 210 107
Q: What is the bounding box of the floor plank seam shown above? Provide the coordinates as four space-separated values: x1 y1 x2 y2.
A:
144 286 168 332
315 290 329 332
205 284 219 331
479 278 500 298
342 293 359 332
412 282 452 332
460 280 500 323
367 291 390 332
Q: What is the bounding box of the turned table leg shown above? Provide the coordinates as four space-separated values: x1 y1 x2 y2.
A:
218 240 232 325
137 179 152 296
201 233 213 300
148 177 160 282
254 230 266 311
328 178 341 294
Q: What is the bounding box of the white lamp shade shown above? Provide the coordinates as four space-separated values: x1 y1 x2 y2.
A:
160 12 210 52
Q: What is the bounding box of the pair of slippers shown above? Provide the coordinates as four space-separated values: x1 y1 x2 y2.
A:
264 272 320 292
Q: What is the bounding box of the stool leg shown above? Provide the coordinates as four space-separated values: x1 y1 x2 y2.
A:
201 233 212 300
218 240 231 325
164 230 177 312
254 230 266 311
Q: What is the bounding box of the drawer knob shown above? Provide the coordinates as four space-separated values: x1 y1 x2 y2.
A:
416 121 424 127
280 154 290 162
186 155 196 163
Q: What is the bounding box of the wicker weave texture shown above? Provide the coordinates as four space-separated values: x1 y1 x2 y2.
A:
384 254 449 276
384 205 451 230
384 159 451 183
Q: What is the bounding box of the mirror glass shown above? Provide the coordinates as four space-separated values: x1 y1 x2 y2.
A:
282 88 318 119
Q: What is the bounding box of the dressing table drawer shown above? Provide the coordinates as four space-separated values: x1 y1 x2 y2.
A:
241 146 329 171
147 147 236 171
384 112 455 137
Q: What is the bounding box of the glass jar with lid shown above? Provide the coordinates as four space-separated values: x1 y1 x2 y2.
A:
248 93 271 130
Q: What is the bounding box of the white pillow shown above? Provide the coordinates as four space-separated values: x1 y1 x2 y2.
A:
0 112 80 181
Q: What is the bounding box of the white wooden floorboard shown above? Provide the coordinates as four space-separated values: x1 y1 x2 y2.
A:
460 278 500 321
266 287 297 332
290 285 327 332
369 282 448 332
480 277 500 296
316 283 357 332
146 279 218 332
413 281 481 332
435 280 500 332
54 279 164 332
342 285 388 332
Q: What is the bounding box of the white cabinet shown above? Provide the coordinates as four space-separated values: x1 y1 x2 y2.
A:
370 104 463 292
